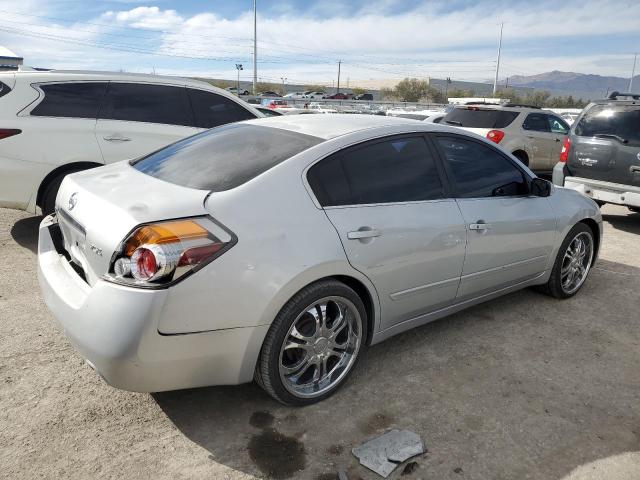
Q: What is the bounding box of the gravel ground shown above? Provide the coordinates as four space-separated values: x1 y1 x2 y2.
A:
0 204 639 480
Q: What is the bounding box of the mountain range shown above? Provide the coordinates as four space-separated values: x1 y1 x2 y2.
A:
507 70 638 100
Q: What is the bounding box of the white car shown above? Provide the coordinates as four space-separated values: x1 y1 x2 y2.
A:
440 104 571 174
38 115 601 405
306 91 327 99
283 91 308 99
0 70 261 214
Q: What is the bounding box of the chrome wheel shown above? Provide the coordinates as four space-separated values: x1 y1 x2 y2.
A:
278 296 363 399
560 231 593 295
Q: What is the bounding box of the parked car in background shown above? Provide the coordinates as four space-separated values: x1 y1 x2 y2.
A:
560 112 580 125
261 99 288 109
424 112 446 123
327 93 349 100
256 106 283 116
306 91 327 99
355 93 373 101
226 86 250 96
283 91 308 99
553 92 640 212
258 91 280 97
0 70 262 214
306 102 338 113
38 115 601 406
441 104 571 174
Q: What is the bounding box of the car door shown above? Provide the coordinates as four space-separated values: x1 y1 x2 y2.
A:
432 134 556 302
546 114 570 163
521 113 555 170
306 134 467 330
95 82 199 164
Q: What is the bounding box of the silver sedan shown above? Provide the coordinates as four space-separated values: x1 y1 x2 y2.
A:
37 115 602 405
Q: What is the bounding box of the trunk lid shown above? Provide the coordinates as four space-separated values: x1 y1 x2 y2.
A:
55 161 210 286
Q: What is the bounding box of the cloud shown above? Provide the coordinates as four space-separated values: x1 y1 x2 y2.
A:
101 6 183 30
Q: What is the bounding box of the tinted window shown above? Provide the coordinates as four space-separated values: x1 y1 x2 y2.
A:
31 82 107 118
547 115 569 134
132 124 323 191
522 113 550 132
187 89 255 128
575 104 640 145
442 108 519 128
436 136 528 198
308 136 444 206
99 83 191 126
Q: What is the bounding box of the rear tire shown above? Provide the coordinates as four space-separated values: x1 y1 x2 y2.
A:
41 172 69 215
538 223 594 299
256 280 368 406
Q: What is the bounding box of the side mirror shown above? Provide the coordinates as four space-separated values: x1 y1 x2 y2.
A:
531 177 552 197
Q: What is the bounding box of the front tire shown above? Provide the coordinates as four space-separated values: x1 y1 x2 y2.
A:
256 280 367 406
540 223 595 299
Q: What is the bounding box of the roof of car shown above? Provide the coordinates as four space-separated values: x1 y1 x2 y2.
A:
8 69 213 89
246 114 449 140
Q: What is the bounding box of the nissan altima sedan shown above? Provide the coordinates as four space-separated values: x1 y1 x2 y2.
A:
38 115 602 405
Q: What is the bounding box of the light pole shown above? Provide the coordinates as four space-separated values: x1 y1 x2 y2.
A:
629 53 637 92
492 22 504 96
280 77 287 96
235 63 243 96
253 0 257 95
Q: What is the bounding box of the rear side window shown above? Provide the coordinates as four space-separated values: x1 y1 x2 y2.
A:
522 113 550 132
308 136 444 206
132 124 323 191
0 81 11 98
436 136 528 198
442 108 518 128
31 82 107 119
99 83 191 126
187 89 256 128
575 104 640 145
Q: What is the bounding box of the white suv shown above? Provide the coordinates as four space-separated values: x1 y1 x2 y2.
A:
440 104 570 174
0 70 262 214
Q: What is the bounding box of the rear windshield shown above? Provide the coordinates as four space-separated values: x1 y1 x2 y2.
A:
575 104 640 145
132 123 323 191
442 108 519 128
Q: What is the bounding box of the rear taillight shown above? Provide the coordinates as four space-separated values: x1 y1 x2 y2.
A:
106 217 235 287
486 130 504 144
0 129 21 140
559 137 571 163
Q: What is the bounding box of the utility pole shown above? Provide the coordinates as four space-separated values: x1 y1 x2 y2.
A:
629 53 637 91
280 77 287 96
336 60 341 94
235 63 243 95
253 0 257 95
492 22 504 96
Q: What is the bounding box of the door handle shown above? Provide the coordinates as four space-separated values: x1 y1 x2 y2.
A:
347 228 380 240
469 221 492 231
103 134 131 142
631 166 640 173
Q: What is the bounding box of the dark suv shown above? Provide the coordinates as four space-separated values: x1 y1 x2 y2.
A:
553 92 640 211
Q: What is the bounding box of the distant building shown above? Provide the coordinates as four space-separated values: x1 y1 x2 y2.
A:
0 46 23 71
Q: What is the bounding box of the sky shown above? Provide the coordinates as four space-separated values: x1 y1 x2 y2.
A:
0 0 638 87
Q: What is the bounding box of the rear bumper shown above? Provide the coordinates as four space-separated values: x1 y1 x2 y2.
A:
562 176 640 208
37 215 268 392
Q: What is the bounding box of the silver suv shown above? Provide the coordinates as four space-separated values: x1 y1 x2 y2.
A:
441 103 571 174
552 92 640 212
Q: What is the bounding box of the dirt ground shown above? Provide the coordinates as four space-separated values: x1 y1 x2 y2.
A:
1 204 639 480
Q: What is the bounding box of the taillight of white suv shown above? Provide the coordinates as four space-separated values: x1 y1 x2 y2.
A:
486 130 504 144
559 137 571 163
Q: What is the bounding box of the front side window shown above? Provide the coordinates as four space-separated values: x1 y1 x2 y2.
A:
99 83 191 126
436 136 528 198
187 89 256 128
132 124 323 191
307 136 444 207
0 81 11 98
522 113 550 132
30 82 107 119
547 115 569 134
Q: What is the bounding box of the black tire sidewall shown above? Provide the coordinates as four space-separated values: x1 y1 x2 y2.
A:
42 173 69 215
548 223 594 299
260 281 368 406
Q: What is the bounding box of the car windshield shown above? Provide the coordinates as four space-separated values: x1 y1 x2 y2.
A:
132 124 323 191
442 108 519 128
575 104 640 145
